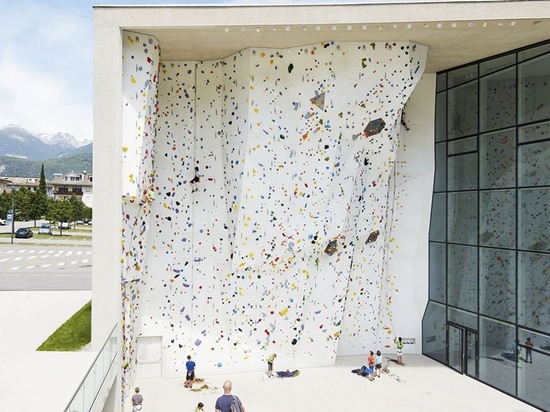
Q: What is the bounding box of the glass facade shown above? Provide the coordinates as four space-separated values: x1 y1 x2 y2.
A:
424 41 550 411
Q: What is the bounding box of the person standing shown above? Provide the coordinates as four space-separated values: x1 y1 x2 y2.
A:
267 353 277 377
131 387 143 411
367 351 375 376
375 350 383 378
395 337 404 365
215 380 245 412
185 355 196 388
525 337 534 363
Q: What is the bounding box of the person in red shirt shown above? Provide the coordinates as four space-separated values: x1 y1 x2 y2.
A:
525 337 534 363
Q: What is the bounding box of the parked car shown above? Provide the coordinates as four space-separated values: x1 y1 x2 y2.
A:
38 224 53 235
15 228 33 238
58 222 70 229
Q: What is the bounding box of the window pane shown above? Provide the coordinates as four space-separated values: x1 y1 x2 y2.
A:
422 301 447 364
429 242 446 303
448 82 478 139
448 64 478 88
435 92 447 142
518 252 550 331
448 137 476 155
480 54 515 76
480 67 516 132
480 129 516 189
448 244 477 311
479 189 516 248
448 192 478 245
436 73 447 93
519 140 550 187
518 120 550 144
518 188 550 252
479 317 516 395
430 193 446 242
480 248 516 322
518 42 550 62
448 153 477 191
434 142 447 192
518 53 550 124
448 306 477 330
518 339 550 411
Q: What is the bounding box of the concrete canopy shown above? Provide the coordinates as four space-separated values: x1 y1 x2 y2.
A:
94 1 550 73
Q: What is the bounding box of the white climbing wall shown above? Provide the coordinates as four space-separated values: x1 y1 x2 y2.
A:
120 33 428 382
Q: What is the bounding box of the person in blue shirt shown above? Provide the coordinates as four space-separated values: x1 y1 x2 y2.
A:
184 355 196 388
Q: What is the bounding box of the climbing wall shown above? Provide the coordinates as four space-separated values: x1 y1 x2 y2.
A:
121 33 428 379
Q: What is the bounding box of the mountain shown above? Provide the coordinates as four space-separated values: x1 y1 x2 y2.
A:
0 124 89 160
0 124 93 179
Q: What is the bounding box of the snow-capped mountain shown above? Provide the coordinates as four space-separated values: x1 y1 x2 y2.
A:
0 124 92 160
37 131 91 149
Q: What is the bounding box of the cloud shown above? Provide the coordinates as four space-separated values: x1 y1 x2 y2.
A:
0 0 93 141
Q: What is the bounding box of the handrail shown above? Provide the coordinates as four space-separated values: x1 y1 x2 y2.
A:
63 324 118 412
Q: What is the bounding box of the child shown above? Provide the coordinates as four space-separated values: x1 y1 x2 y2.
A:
195 401 204 412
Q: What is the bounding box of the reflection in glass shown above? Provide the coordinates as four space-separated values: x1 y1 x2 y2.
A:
479 190 516 248
422 301 447 364
519 140 550 187
480 54 515 76
448 153 477 191
448 306 477 330
480 248 515 323
448 192 477 245
434 143 447 192
448 324 463 373
480 67 516 132
448 137 476 155
519 54 550 124
480 129 516 189
448 244 477 312
435 92 447 142
518 189 550 252
448 64 478 88
430 193 446 242
429 242 446 303
479 316 516 395
448 82 478 139
518 252 550 331
518 120 550 144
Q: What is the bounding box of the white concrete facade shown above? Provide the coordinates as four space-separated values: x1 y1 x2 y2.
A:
92 3 550 411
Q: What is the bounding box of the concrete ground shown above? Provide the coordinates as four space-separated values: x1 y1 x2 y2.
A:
125 354 540 412
0 290 541 412
0 290 94 412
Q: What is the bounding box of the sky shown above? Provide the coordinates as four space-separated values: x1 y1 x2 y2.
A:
0 0 459 143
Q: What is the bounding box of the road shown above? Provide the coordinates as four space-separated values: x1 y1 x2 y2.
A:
0 244 92 291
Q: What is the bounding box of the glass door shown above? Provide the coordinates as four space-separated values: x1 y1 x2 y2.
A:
447 322 478 378
465 329 478 378
448 323 464 373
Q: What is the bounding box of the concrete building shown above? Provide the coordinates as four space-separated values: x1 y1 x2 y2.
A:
92 2 549 411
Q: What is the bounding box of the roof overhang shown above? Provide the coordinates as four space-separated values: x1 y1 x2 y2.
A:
94 1 550 73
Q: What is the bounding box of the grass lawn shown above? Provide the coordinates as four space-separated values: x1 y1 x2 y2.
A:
37 300 92 351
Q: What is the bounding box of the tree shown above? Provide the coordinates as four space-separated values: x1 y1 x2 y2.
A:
14 188 32 221
39 165 47 195
67 196 86 227
0 190 12 219
48 198 73 235
28 191 48 226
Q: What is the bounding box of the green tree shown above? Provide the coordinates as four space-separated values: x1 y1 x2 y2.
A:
14 188 32 221
28 191 48 227
39 165 47 195
48 199 73 235
67 196 86 227
0 190 12 219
